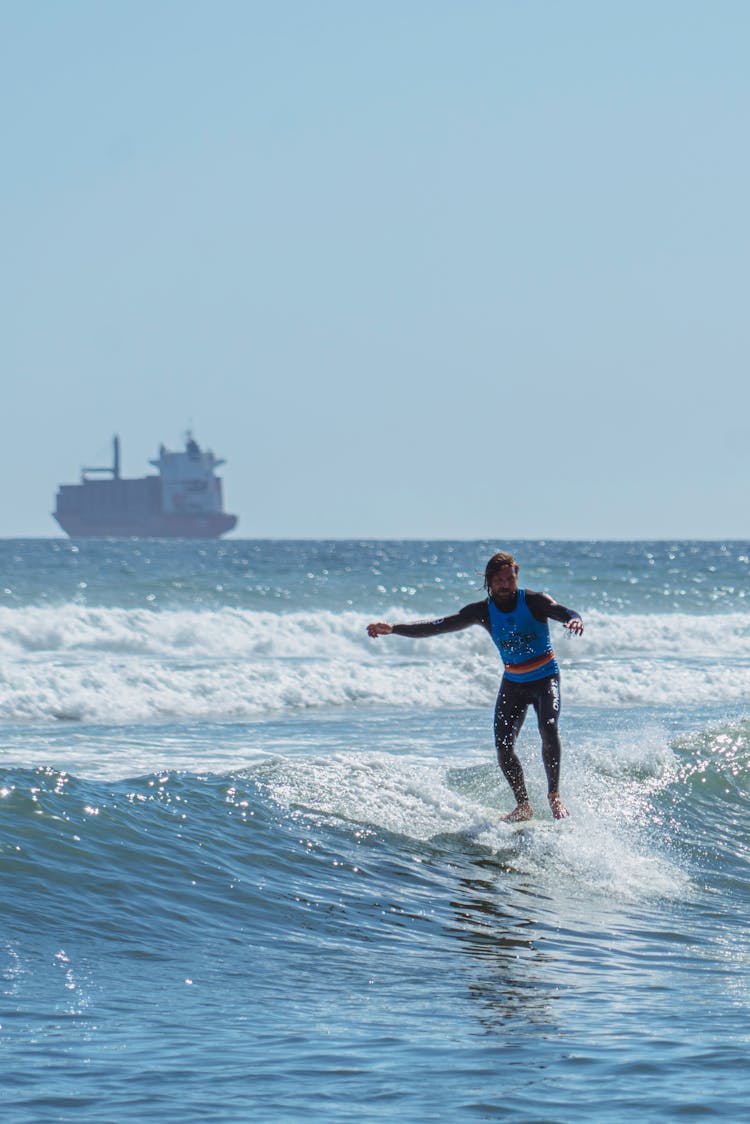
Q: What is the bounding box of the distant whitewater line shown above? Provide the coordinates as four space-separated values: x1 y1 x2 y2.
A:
0 605 746 724
0 604 741 660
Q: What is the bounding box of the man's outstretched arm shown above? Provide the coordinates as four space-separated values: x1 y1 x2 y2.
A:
526 591 584 635
367 602 487 639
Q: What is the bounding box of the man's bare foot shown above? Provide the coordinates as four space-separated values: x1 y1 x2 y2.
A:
548 793 569 820
502 801 534 823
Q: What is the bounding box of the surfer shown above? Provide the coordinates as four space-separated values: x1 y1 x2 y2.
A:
367 551 584 822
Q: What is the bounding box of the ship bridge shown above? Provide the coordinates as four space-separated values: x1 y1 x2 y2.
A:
150 433 226 516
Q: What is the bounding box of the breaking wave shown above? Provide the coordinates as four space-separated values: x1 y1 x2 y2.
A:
0 605 746 724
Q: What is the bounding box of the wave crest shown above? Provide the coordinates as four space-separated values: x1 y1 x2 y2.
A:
0 604 747 723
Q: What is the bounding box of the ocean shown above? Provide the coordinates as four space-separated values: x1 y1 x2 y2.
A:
2 538 749 1121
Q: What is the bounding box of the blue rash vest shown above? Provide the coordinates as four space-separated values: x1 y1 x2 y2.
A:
488 589 559 683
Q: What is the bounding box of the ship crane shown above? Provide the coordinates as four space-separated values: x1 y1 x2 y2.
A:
82 436 121 481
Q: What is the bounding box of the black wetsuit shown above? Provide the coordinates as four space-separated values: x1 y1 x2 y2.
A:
391 592 581 800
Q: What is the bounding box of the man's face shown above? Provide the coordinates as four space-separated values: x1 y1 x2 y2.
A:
489 566 518 601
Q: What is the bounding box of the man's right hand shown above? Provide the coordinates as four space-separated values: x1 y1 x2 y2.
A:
367 622 393 638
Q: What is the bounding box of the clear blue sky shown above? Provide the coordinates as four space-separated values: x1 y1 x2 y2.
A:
3 1 748 538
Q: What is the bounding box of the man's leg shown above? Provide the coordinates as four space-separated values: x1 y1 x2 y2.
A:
531 675 569 819
494 679 533 820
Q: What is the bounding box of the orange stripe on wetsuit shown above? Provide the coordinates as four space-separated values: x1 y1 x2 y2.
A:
504 651 556 676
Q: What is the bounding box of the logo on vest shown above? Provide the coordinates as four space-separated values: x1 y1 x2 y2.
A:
501 630 538 659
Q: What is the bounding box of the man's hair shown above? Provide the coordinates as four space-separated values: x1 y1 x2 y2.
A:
484 551 519 591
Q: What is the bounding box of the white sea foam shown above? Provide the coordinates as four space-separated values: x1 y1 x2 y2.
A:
0 604 747 723
258 750 688 903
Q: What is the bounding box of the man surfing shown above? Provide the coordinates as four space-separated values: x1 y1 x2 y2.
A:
367 551 584 821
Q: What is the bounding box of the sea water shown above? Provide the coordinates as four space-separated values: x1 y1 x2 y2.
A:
2 539 749 1121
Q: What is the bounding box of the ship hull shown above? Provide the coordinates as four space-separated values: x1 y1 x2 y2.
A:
53 513 237 539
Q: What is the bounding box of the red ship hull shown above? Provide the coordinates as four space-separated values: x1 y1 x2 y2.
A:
53 512 237 539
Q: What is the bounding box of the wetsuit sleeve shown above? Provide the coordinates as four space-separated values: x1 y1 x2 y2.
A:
525 590 582 625
391 600 489 638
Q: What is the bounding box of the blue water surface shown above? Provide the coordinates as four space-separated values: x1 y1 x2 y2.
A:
2 540 750 1121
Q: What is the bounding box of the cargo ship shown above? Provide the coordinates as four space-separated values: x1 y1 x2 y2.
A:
53 433 238 538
